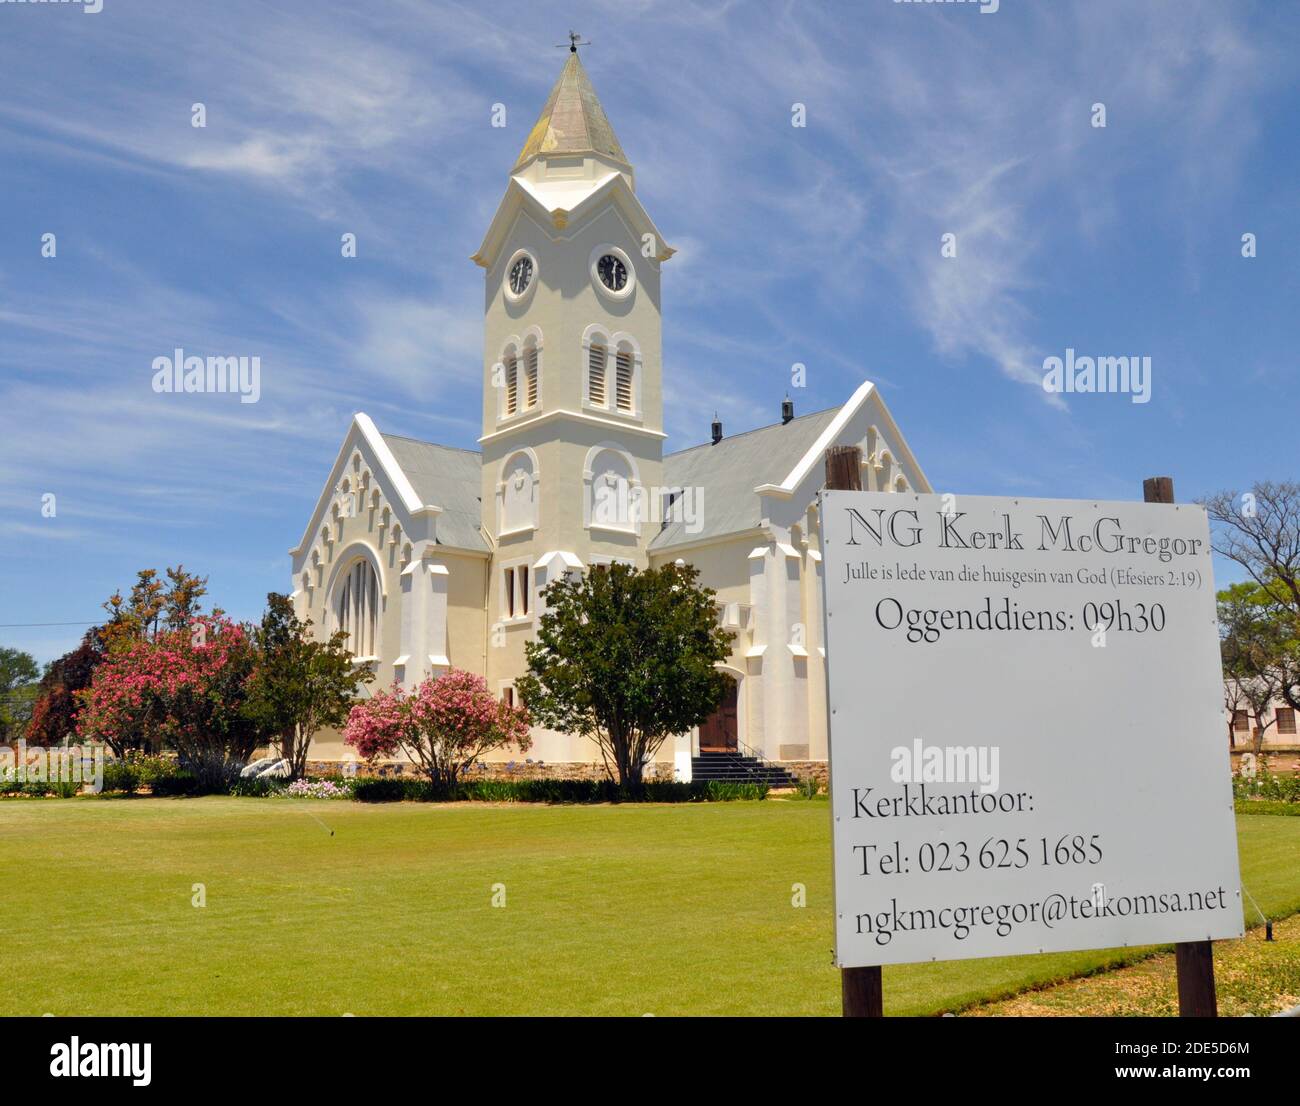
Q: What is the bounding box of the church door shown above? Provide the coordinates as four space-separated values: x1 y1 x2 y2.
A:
699 676 738 753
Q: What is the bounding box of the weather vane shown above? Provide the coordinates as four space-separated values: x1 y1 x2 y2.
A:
556 30 590 54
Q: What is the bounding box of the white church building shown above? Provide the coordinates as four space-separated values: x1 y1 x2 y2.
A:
290 47 929 779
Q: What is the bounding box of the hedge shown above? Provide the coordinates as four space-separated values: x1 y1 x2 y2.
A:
352 777 768 804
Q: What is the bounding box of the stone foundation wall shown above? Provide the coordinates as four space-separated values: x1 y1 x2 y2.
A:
1229 746 1299 773
301 750 1286 787
305 759 680 783
773 760 828 785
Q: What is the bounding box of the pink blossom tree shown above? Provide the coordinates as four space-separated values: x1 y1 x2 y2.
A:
344 669 532 788
76 615 259 788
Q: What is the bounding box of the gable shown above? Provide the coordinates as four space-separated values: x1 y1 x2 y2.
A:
290 414 487 574
473 173 674 273
650 381 931 551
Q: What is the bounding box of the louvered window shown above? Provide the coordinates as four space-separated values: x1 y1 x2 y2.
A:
615 351 634 412
525 346 539 408
588 342 607 406
503 353 519 416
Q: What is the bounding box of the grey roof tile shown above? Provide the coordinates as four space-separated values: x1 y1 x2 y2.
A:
649 407 840 550
380 434 488 552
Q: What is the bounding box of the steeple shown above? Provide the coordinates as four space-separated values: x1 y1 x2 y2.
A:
513 50 630 174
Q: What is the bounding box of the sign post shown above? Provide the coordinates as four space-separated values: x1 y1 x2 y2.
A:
1145 474 1219 1018
819 467 1242 1007
824 445 883 1018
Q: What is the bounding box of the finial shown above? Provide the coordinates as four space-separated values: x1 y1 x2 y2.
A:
556 30 590 54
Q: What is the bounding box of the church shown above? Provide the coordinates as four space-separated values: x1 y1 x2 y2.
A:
290 46 929 780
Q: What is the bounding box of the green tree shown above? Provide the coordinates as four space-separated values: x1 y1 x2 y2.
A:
516 562 734 789
1203 482 1300 710
1217 581 1293 757
244 593 374 779
101 566 210 653
0 646 41 742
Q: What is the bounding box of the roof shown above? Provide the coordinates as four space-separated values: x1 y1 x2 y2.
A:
514 52 629 171
380 434 488 552
649 408 842 550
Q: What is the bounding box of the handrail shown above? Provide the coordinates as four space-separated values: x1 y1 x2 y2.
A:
695 743 794 783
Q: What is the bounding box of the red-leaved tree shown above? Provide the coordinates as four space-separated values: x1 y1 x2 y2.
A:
344 669 532 788
76 616 259 787
26 629 106 747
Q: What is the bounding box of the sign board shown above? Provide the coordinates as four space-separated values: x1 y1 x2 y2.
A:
820 491 1243 967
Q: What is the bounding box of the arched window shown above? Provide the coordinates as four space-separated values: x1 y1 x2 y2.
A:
335 559 380 657
586 447 638 533
500 332 540 419
614 349 634 412
588 339 607 406
583 327 638 415
503 350 519 416
500 450 539 534
524 343 539 409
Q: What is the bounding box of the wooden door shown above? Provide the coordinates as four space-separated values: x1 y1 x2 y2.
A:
699 676 738 752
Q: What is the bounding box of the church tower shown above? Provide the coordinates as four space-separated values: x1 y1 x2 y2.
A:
472 43 675 708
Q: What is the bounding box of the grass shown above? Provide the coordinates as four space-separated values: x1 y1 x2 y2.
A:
966 913 1300 1017
1 799 1296 1016
1237 799 1300 817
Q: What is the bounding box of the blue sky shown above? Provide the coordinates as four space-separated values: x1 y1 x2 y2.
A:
2 0 1297 663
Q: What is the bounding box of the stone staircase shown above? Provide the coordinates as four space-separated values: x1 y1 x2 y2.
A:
691 751 801 788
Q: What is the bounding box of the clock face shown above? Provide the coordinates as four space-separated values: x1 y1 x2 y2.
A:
508 255 533 295
597 253 628 291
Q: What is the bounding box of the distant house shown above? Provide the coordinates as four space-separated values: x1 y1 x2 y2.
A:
1225 683 1298 749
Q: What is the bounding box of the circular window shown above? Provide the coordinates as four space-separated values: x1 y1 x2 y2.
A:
504 249 538 302
589 244 636 300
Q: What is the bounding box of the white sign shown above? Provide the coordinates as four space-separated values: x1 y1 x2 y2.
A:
820 491 1243 967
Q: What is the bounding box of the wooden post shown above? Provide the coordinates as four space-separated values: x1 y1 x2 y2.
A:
824 444 884 1017
1144 473 1218 1018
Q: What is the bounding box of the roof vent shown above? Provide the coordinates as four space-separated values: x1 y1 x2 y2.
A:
782 396 794 424
711 417 723 445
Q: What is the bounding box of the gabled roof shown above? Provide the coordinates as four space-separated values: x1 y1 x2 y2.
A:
649 381 932 551
650 409 840 550
291 415 489 560
380 434 488 553
514 53 629 172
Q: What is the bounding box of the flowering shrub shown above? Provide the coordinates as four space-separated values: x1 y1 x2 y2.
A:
1233 765 1300 803
344 669 532 787
75 616 258 788
283 778 353 800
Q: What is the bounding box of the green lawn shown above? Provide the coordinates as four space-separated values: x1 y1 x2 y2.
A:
1 798 1295 1016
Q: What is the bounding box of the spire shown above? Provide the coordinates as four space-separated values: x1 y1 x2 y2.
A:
514 50 630 172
